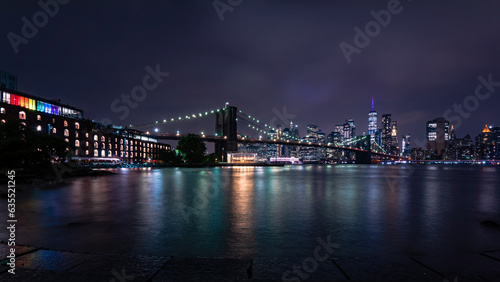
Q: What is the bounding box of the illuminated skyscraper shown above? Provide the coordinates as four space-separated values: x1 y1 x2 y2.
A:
343 119 355 140
381 114 392 152
426 117 450 157
307 124 319 139
402 134 411 157
391 121 399 155
368 98 377 143
335 125 344 142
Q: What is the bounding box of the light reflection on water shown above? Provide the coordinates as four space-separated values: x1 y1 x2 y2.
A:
1 165 499 258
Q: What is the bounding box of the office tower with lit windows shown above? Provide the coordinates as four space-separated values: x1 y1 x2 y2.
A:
426 117 450 157
368 98 377 143
307 124 319 139
317 131 327 159
490 126 500 159
391 121 399 156
267 129 277 158
301 124 321 160
402 134 411 157
477 124 497 159
335 125 344 142
381 114 392 152
343 119 355 141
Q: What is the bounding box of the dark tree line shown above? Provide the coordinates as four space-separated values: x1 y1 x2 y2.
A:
157 133 218 164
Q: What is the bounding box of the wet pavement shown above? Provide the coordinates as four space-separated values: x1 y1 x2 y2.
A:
1 242 500 281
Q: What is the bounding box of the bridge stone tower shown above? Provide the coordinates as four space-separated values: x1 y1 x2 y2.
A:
215 104 238 162
355 135 372 164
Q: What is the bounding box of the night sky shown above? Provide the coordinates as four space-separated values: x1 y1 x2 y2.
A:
2 0 500 145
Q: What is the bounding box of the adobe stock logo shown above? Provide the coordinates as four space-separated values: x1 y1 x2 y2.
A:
7 0 71 54
212 0 243 22
339 0 404 64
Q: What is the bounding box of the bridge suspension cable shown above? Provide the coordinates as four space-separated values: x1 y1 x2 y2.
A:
236 111 301 141
129 107 223 129
237 110 277 131
372 141 387 154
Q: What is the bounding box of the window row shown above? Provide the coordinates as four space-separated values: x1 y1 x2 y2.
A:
2 91 82 118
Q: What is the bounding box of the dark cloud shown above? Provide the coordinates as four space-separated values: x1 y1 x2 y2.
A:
1 0 499 144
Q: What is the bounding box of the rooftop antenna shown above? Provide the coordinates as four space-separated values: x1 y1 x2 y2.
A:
371 97 374 111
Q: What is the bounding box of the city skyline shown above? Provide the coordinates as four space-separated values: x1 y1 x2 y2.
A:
1 1 500 143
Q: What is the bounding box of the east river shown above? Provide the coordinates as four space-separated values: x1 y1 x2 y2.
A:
2 165 499 258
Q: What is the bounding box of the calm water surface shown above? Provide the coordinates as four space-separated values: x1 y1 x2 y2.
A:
2 165 500 258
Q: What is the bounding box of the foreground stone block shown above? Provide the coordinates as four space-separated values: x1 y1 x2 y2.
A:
414 254 500 281
0 268 116 282
0 244 38 261
482 250 500 262
152 257 251 281
252 257 347 281
333 256 442 281
69 253 171 281
14 249 97 271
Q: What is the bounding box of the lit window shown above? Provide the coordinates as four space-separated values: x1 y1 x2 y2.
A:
37 115 41 121
64 129 69 137
21 122 26 126
64 120 68 127
19 111 26 120
75 140 80 147
36 125 42 131
101 150 105 156
64 138 69 142
101 136 105 142
115 138 117 142
94 142 98 148
120 139 123 144
1 119 6 123
120 145 123 150
75 122 79 129
2 92 10 104
75 149 79 156
86 133 89 138
94 135 98 141
75 131 79 138
86 141 89 146
0 108 5 114
85 150 89 156
52 127 57 134
94 150 98 156
115 144 117 149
